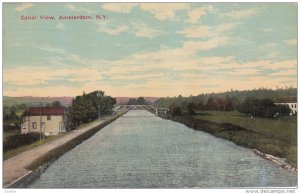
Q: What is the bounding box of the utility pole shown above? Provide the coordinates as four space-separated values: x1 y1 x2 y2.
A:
98 104 101 119
97 91 101 119
39 102 42 141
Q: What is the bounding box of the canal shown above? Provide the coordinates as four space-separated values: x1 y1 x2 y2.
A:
28 110 297 188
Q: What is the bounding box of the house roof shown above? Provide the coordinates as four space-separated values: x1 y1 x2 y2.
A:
275 100 297 104
26 107 65 116
275 97 297 104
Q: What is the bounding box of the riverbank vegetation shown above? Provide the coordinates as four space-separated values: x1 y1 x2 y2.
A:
126 97 149 105
156 87 297 167
66 90 116 130
154 87 297 108
193 111 297 145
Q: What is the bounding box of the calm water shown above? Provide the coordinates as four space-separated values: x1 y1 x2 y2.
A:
28 110 297 188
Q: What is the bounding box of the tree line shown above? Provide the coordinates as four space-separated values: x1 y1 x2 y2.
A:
158 88 296 118
154 87 296 108
66 90 116 130
167 96 238 117
126 97 149 105
238 98 291 118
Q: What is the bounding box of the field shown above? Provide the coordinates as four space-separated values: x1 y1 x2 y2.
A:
193 111 297 146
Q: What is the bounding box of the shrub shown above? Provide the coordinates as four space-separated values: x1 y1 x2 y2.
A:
168 105 181 117
4 133 41 151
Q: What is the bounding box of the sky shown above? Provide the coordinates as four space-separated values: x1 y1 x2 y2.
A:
3 3 297 97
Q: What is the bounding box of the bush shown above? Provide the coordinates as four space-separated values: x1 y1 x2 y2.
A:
4 132 41 151
168 105 181 117
238 98 291 118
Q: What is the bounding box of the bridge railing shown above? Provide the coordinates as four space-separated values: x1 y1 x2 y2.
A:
113 105 169 115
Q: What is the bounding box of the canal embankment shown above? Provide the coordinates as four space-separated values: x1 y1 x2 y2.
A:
4 111 126 188
159 114 297 174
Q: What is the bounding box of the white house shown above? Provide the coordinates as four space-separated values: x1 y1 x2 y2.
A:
21 107 66 136
275 101 297 116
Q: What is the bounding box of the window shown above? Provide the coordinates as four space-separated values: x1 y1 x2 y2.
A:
291 104 293 108
295 104 297 109
47 115 51 120
32 122 37 129
41 122 45 129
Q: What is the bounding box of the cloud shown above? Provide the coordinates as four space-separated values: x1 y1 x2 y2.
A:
199 56 235 65
265 51 279 59
66 4 92 14
4 66 102 87
56 22 65 31
261 42 277 49
140 3 189 20
4 51 297 97
269 69 297 77
263 28 273 32
8 43 22 47
65 54 112 70
67 4 76 11
15 3 33 12
262 60 297 70
132 23 163 38
98 24 128 35
223 8 257 19
178 23 237 38
102 3 137 13
284 39 297 45
187 5 213 23
230 68 262 76
97 22 162 38
32 45 65 55
183 36 230 52
108 72 166 81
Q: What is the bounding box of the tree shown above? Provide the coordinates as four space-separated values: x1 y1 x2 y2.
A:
47 101 63 108
206 97 219 111
168 104 181 117
238 98 291 118
127 97 148 105
187 102 196 115
66 90 116 130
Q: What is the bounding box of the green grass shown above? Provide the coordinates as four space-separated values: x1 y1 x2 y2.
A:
4 133 68 160
193 111 297 146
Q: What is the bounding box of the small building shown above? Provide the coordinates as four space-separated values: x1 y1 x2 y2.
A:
275 100 297 116
21 107 66 136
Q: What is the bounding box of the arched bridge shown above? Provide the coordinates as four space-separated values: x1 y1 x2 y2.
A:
113 105 169 115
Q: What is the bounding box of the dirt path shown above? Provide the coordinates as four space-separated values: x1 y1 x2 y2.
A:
3 116 114 187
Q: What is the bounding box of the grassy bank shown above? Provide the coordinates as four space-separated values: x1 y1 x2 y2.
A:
163 111 297 167
4 133 67 160
194 111 297 145
26 111 126 171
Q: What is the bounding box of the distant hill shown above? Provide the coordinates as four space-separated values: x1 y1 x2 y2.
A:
3 96 74 107
3 96 160 107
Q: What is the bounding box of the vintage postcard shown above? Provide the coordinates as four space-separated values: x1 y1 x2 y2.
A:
2 2 298 193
